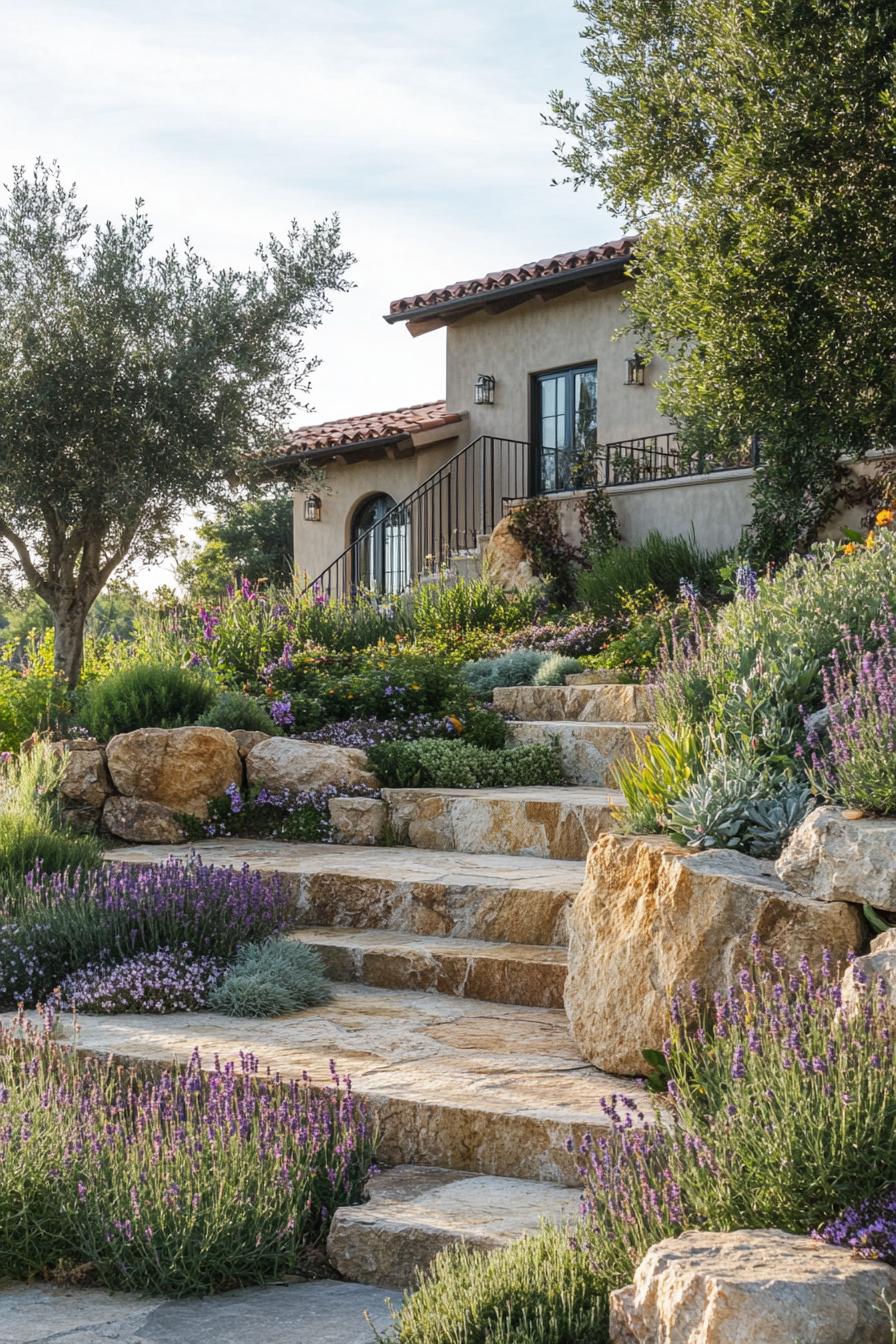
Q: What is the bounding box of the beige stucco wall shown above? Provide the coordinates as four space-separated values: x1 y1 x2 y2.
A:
292 437 460 584
445 283 673 448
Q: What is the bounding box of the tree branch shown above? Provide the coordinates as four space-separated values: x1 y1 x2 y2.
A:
0 517 53 602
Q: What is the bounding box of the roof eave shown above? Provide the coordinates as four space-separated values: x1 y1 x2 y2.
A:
264 432 411 471
383 254 632 328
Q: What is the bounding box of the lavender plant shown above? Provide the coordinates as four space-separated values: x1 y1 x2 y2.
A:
577 942 896 1287
0 1008 374 1294
196 782 382 842
817 1186 896 1265
0 857 293 1005
804 604 896 814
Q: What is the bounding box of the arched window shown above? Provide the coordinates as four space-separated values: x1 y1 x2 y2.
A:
351 493 409 594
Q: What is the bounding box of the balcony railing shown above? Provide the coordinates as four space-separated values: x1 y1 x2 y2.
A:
303 430 758 601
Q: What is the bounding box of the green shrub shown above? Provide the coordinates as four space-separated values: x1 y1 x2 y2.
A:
209 938 332 1017
460 650 550 696
461 708 508 749
410 577 537 639
532 655 583 686
387 1226 608 1344
198 690 281 735
589 589 678 677
577 531 727 619
79 663 215 739
0 657 68 753
367 738 565 789
614 727 703 834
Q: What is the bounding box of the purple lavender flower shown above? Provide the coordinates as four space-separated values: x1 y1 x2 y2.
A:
60 948 224 1014
270 698 295 728
735 564 759 600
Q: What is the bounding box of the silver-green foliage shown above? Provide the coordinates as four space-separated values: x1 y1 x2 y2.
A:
384 1225 607 1344
208 938 331 1018
460 649 550 696
532 655 583 686
665 753 814 858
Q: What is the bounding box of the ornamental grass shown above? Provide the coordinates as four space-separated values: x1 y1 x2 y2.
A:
0 1007 374 1295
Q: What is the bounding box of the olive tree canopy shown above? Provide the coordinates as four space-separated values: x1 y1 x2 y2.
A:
0 161 352 684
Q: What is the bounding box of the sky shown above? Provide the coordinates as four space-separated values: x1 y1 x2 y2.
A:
0 0 618 588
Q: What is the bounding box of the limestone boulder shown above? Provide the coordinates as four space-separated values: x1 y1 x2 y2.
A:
55 743 113 810
777 805 896 911
609 1229 896 1344
841 926 896 1022
246 738 378 793
482 514 535 592
105 726 241 818
103 795 187 844
230 729 271 759
566 834 865 1075
328 796 386 845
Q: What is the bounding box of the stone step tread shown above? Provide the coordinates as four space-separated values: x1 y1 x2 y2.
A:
293 927 567 1009
381 785 624 805
46 984 653 1183
295 927 568 961
509 718 653 731
109 840 585 893
327 1165 581 1288
494 683 656 725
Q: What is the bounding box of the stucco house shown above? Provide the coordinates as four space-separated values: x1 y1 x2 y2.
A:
268 237 755 596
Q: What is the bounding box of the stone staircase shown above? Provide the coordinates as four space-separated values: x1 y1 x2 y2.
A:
94 676 654 1289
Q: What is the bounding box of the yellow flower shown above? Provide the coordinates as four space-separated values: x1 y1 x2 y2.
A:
876 508 894 527
841 542 856 555
410 683 421 691
867 530 876 548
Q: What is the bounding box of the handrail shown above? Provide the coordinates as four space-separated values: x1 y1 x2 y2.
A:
303 434 532 600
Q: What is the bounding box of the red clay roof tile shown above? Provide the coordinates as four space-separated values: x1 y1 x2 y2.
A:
273 400 462 458
388 237 637 316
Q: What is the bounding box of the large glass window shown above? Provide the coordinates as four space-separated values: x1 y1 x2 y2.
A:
534 363 597 493
351 493 409 594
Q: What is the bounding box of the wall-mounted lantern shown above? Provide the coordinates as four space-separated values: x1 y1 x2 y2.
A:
474 373 496 405
303 493 322 523
625 352 646 386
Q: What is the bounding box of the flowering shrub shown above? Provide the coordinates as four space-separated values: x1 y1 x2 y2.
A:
298 706 506 752
817 1186 896 1265
0 1008 374 1294
576 943 896 1288
195 782 382 843
59 946 225 1014
0 857 293 1005
804 604 896 815
507 620 616 657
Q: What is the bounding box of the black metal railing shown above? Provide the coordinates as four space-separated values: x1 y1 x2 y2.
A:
576 432 757 489
304 430 758 601
304 435 532 601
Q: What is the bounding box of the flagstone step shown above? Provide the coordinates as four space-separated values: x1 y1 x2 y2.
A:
110 841 585 946
295 927 567 1008
382 785 622 861
52 984 653 1183
565 670 631 685
506 720 651 787
327 1165 581 1288
494 682 655 724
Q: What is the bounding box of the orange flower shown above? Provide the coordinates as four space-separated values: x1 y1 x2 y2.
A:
867 530 876 548
876 508 894 527
841 542 857 555
446 715 464 735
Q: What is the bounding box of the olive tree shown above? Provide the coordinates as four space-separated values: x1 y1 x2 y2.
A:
0 161 351 684
549 0 896 560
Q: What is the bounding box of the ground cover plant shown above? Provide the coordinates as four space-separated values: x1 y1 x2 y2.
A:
367 738 565 790
0 1009 374 1296
208 937 331 1017
192 782 383 843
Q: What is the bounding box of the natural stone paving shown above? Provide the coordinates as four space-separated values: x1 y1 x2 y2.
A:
110 841 584 945
383 785 621 861
328 1165 581 1288
494 682 655 724
506 720 650 787
295 927 567 1007
42 985 652 1183
0 1279 395 1344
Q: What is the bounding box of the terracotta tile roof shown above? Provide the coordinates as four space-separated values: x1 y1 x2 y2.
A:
273 400 463 459
388 237 638 317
